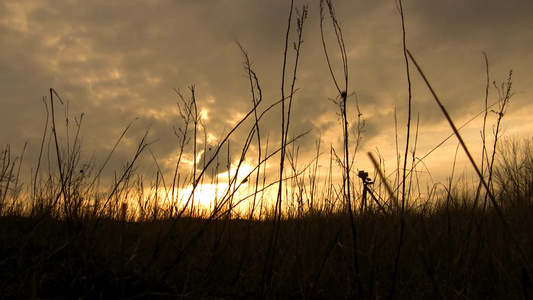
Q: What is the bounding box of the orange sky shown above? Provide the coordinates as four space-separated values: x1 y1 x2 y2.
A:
1 0 532 203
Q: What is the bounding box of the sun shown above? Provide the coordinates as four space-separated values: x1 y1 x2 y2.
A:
177 162 256 215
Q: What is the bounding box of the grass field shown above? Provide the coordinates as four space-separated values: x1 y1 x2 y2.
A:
1 175 532 299
1 1 532 298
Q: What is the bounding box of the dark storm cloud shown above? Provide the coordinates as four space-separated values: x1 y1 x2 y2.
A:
1 0 532 185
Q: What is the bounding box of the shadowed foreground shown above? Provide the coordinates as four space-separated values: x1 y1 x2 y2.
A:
1 198 531 299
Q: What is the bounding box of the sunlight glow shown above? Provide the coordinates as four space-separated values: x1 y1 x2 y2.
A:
169 162 260 216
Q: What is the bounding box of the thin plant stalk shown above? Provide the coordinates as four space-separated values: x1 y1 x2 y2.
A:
406 49 533 279
319 0 363 297
390 0 411 297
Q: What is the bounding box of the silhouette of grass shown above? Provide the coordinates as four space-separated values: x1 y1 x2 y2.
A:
1 2 531 299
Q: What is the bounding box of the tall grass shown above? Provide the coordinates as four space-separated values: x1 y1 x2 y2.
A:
1 1 531 299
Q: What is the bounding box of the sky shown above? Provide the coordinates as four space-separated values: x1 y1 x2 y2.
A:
1 0 532 203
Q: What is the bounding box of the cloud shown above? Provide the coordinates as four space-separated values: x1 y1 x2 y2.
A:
1 0 532 188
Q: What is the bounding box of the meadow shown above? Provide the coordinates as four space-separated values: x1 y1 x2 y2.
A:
1 1 532 299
